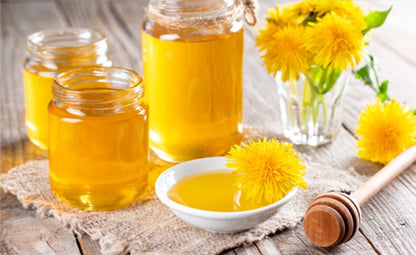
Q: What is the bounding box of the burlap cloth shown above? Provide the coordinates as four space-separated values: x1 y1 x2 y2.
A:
0 129 366 255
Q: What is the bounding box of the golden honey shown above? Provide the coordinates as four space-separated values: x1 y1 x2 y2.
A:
168 170 263 212
23 70 54 149
142 0 244 162
48 67 148 211
24 28 111 149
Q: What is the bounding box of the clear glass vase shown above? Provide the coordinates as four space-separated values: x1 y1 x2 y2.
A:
276 68 348 146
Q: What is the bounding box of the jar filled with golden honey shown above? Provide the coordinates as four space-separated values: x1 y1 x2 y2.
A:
48 67 148 211
142 0 247 162
24 28 111 150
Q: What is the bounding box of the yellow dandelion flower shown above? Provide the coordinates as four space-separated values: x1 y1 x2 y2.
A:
256 23 280 51
288 0 324 18
267 5 300 27
305 12 364 71
287 0 365 30
226 138 307 206
256 5 294 51
356 99 416 165
328 0 366 30
260 25 310 81
266 5 283 25
277 2 307 26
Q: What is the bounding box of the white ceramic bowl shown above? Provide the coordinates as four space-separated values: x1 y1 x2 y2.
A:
155 157 297 233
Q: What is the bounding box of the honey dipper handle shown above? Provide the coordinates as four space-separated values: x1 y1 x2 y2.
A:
351 145 416 206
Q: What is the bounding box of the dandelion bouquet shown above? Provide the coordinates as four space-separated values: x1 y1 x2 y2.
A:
256 0 390 146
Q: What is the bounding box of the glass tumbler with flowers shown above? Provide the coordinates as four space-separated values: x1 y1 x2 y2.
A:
256 0 390 146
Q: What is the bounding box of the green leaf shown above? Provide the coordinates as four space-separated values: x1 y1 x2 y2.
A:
377 92 389 103
355 65 373 86
413 109 416 116
369 54 375 63
362 7 392 35
379 80 389 93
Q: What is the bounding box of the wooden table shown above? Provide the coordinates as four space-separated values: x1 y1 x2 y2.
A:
1 0 415 254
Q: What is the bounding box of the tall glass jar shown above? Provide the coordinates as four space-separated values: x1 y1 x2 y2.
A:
142 0 244 162
24 28 111 150
48 67 148 211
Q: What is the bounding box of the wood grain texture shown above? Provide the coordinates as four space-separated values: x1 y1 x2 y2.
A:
351 146 416 205
1 0 416 254
0 192 80 255
272 225 378 255
78 235 102 255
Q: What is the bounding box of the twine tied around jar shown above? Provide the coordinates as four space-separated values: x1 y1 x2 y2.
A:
243 0 257 26
145 0 257 30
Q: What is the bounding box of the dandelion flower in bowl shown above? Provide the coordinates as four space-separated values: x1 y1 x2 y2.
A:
226 138 307 207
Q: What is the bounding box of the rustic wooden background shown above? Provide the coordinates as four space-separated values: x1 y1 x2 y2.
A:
1 0 416 254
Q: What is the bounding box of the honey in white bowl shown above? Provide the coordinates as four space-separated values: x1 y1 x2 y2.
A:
168 170 264 212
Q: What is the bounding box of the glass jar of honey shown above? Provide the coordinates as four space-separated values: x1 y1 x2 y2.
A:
24 28 111 150
142 0 245 162
48 67 148 211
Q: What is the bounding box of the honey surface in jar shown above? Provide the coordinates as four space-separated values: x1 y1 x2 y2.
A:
142 30 243 162
168 170 264 212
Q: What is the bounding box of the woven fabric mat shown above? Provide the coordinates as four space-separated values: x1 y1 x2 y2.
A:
0 130 366 255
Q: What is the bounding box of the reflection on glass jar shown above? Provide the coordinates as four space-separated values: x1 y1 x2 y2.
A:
48 67 148 211
24 28 111 149
142 0 244 162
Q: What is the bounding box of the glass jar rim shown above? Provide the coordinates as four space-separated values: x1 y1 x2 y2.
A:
27 28 108 62
27 27 106 50
54 66 143 93
147 0 239 26
53 67 144 113
149 0 235 15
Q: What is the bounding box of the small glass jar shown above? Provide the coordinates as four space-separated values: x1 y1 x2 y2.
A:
24 28 111 149
142 0 244 162
48 67 148 211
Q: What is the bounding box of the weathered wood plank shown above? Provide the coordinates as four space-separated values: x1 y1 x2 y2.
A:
233 244 262 255
254 239 282 255
56 0 142 70
357 168 416 254
79 234 102 255
0 191 81 255
272 226 378 255
100 0 146 71
222 249 238 255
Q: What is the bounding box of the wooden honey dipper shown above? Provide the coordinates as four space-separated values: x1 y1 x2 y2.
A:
303 145 416 247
